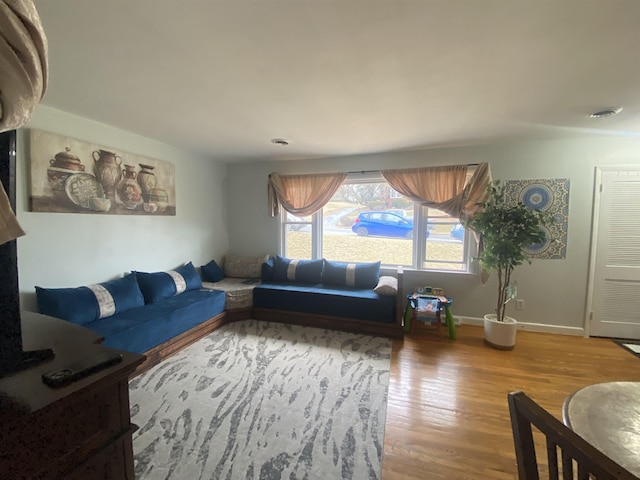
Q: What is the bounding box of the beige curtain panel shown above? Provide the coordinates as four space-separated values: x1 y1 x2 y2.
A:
268 172 347 217
0 0 48 245
383 162 492 283
0 0 48 132
0 184 24 245
381 162 491 223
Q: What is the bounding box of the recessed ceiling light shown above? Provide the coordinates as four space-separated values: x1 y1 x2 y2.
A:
589 107 623 118
271 138 290 146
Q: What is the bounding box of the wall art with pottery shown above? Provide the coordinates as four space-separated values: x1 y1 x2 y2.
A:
28 129 176 216
505 178 569 260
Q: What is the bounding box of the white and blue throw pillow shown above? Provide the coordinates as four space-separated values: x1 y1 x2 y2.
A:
272 255 324 284
322 260 381 289
35 273 145 326
135 262 203 304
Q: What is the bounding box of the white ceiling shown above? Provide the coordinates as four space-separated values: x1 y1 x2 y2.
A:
33 1 640 163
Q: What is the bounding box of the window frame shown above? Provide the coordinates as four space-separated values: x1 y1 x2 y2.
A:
278 173 476 273
420 206 473 271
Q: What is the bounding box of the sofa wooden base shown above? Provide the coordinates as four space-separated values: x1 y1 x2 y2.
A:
252 308 405 340
132 311 227 377
226 307 252 323
132 288 404 378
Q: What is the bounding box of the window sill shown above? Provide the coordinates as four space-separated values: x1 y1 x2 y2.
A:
380 266 477 277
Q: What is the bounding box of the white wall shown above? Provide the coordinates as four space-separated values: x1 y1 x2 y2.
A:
227 136 640 331
16 106 229 311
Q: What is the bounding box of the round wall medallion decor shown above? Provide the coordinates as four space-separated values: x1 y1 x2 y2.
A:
518 183 553 211
523 225 552 256
505 178 569 260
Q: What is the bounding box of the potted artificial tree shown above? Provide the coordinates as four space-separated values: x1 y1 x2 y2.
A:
468 180 549 350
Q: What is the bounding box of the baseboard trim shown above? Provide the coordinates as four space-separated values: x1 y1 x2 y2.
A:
456 316 585 337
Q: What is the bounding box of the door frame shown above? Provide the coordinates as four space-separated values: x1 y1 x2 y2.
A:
584 165 640 338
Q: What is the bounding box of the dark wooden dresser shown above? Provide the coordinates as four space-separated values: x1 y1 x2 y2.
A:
0 312 145 479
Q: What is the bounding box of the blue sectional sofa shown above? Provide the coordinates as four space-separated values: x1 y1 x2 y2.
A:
252 256 404 339
35 256 404 376
35 262 226 375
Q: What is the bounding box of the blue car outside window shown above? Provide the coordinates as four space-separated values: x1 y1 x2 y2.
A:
351 211 415 238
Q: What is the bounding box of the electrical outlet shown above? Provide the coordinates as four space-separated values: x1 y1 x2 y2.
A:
516 299 525 311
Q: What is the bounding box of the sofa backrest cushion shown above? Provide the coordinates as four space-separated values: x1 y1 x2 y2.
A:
272 255 324 284
135 262 202 304
322 260 381 289
36 273 145 325
224 254 268 279
200 259 225 283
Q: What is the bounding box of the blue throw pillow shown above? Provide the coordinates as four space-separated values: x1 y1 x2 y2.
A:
36 273 145 326
261 256 275 282
322 260 381 289
201 259 225 283
272 255 324 284
136 262 202 304
135 271 176 304
176 262 203 290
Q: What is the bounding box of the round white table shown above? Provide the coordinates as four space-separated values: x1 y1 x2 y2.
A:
562 382 640 476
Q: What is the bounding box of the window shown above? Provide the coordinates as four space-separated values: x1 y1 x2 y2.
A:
279 174 474 272
282 211 313 259
422 207 468 271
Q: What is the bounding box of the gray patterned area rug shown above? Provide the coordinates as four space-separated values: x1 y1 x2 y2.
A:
129 319 391 480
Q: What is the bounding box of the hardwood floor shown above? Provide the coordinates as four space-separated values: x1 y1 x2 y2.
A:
381 324 640 479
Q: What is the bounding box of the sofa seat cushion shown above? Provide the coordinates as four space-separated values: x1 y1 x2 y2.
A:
86 289 225 354
253 282 395 324
202 278 259 310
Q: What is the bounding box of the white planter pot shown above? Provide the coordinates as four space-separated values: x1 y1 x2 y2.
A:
483 314 517 350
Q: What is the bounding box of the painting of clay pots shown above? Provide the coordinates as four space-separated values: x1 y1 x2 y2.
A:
29 129 176 216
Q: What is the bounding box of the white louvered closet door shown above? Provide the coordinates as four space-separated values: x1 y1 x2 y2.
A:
589 167 640 338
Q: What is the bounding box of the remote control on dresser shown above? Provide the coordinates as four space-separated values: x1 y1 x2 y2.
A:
42 351 123 388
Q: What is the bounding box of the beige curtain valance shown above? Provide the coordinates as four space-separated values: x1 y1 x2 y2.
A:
383 162 492 283
381 162 491 223
268 172 347 217
268 164 491 220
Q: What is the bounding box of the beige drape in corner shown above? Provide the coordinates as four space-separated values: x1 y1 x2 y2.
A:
0 0 48 244
268 172 347 217
381 162 491 223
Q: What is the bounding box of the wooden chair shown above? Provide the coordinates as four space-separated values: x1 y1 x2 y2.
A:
507 391 639 480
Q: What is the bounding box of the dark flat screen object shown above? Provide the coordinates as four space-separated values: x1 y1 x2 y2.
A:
0 131 55 378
